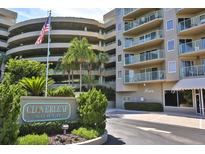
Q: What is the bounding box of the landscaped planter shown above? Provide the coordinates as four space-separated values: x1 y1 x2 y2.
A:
48 130 108 145
74 130 108 145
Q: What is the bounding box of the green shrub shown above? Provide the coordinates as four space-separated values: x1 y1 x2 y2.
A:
93 85 115 101
124 102 163 112
0 82 26 145
19 121 79 136
16 134 49 145
71 127 100 140
48 86 75 97
77 88 108 129
5 58 46 84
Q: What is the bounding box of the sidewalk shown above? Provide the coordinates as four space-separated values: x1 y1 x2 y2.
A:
106 109 205 130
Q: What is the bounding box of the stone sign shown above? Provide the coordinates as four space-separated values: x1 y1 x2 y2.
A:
20 96 78 123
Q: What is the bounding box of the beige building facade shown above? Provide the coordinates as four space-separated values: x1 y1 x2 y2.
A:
115 8 205 116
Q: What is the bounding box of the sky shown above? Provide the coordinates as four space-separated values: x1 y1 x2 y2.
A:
8 8 113 23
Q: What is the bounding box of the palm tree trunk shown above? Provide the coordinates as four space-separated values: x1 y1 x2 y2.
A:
88 64 92 89
71 70 74 87
80 63 82 92
100 63 103 85
67 70 70 85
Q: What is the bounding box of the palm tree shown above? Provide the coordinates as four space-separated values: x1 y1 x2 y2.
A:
87 51 96 88
97 52 109 85
55 55 72 85
20 76 54 96
68 37 93 92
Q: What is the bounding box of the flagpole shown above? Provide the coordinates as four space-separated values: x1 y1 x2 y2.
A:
45 10 51 97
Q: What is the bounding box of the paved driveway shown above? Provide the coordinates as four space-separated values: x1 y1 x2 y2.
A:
105 109 205 145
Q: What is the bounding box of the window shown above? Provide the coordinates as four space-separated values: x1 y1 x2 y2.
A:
118 55 122 62
165 90 193 107
118 39 121 46
118 71 122 78
165 90 178 107
166 20 174 31
167 39 175 51
178 90 193 107
168 61 176 73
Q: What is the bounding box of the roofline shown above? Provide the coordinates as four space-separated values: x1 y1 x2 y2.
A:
9 16 105 31
0 8 17 19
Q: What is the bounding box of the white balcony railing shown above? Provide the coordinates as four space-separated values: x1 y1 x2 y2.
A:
178 14 205 32
179 39 205 54
124 30 163 49
124 70 165 83
125 50 164 65
123 8 137 16
124 10 163 32
180 64 205 78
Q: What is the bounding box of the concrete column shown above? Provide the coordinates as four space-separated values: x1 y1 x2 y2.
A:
84 26 87 31
99 41 102 47
99 29 102 34
200 89 205 116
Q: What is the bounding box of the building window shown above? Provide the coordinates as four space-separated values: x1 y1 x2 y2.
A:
167 39 175 51
118 71 122 78
166 20 174 31
118 39 121 46
165 90 193 107
178 90 193 107
168 61 176 73
165 90 178 107
118 55 122 62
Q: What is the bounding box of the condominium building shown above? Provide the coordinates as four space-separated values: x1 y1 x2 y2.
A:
115 8 205 116
0 9 17 79
5 9 116 89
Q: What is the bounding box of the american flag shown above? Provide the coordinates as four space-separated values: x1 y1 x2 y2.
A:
35 17 50 45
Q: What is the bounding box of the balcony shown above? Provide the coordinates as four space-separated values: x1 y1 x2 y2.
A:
0 39 7 49
123 8 155 20
176 8 204 16
106 55 116 63
23 56 62 62
178 14 205 36
124 50 164 68
124 70 165 84
49 68 115 76
124 10 163 36
124 30 163 52
123 8 137 16
180 64 205 78
104 41 116 51
179 39 205 57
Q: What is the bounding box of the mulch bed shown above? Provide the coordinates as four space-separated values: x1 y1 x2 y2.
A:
49 134 87 145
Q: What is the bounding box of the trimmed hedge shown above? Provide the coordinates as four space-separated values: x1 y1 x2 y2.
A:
124 102 163 112
16 134 49 145
48 86 75 97
19 120 79 136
